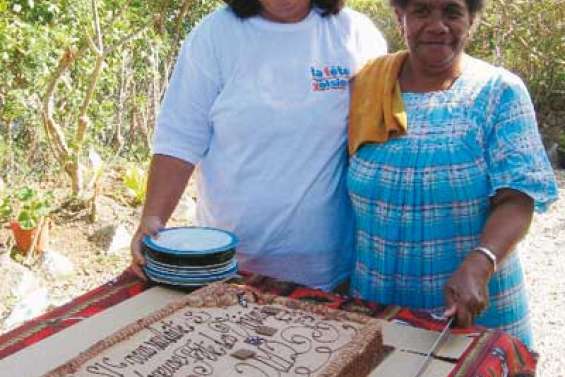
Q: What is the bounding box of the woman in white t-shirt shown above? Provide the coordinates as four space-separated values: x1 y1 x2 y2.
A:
130 0 387 291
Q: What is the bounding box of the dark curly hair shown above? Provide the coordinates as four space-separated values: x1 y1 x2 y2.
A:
389 0 485 16
223 0 346 18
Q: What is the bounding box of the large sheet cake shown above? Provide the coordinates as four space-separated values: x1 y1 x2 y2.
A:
45 283 385 377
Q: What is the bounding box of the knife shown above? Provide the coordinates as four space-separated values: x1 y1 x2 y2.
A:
412 317 454 377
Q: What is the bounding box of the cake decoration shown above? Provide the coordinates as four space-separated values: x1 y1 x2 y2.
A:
231 349 256 360
255 325 278 336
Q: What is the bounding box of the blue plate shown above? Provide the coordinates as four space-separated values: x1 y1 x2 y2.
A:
144 251 234 270
146 259 238 276
144 262 238 286
143 227 239 255
144 273 239 287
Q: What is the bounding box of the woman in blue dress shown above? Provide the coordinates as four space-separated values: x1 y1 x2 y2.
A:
347 0 558 346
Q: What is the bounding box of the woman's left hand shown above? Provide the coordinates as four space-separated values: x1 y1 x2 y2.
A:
443 252 495 328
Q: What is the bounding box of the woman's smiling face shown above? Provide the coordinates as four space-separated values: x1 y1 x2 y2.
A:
396 0 474 74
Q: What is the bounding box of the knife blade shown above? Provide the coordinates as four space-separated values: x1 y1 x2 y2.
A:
412 317 454 377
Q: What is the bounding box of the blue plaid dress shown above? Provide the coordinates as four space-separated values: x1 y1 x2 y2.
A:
347 57 558 347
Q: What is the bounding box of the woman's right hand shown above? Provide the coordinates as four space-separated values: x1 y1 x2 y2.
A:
129 215 164 280
443 252 493 327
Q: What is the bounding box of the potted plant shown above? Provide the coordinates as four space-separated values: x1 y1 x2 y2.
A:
1 187 53 255
557 132 565 169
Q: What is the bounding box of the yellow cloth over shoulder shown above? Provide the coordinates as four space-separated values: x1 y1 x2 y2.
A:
348 51 409 155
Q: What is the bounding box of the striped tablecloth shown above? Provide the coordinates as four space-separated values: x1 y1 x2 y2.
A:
0 270 537 376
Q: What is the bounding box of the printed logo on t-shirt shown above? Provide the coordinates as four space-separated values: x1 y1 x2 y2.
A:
310 65 350 92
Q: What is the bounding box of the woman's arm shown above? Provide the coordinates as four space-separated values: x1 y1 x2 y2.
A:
129 154 195 279
444 188 534 327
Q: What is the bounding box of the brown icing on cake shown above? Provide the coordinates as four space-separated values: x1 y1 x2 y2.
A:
45 283 384 377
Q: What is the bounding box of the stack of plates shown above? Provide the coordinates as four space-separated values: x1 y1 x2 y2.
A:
142 227 239 287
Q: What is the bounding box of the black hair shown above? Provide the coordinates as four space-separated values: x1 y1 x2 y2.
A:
223 0 346 18
389 0 485 16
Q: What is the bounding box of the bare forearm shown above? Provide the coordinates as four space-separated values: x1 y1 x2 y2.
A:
479 188 534 263
142 154 194 224
444 189 534 324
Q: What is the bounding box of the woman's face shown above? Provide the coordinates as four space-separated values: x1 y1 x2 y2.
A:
396 0 474 73
258 0 311 23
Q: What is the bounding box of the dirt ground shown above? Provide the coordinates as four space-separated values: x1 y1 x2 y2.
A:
521 169 565 377
0 169 563 376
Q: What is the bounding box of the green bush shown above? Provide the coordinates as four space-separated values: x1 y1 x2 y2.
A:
0 187 54 229
469 0 564 121
0 0 561 196
122 163 148 207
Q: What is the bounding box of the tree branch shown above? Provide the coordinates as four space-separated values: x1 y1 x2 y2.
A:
41 48 79 161
104 26 145 56
86 31 103 57
74 55 104 150
91 0 103 52
164 0 195 73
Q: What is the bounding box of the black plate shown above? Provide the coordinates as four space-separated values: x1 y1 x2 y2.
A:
143 244 236 266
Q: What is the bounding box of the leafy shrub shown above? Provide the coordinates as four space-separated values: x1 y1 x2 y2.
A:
468 0 564 124
1 187 54 229
0 196 11 224
122 164 147 207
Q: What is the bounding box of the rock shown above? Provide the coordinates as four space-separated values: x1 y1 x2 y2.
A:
0 254 41 299
107 225 132 255
42 250 74 278
3 287 49 331
88 148 103 171
90 224 132 255
0 254 46 330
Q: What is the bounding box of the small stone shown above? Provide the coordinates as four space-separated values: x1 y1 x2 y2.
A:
231 349 255 360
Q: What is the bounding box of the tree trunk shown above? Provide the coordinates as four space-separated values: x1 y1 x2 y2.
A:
112 51 130 151
65 159 83 197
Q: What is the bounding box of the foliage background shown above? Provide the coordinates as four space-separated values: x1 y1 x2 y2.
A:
0 0 563 196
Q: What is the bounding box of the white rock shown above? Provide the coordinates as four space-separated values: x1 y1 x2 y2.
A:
0 254 41 298
12 269 43 298
90 224 132 255
107 225 132 255
88 148 103 171
3 287 49 331
42 250 74 278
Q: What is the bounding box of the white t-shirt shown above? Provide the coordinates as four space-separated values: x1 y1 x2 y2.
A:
153 6 387 290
